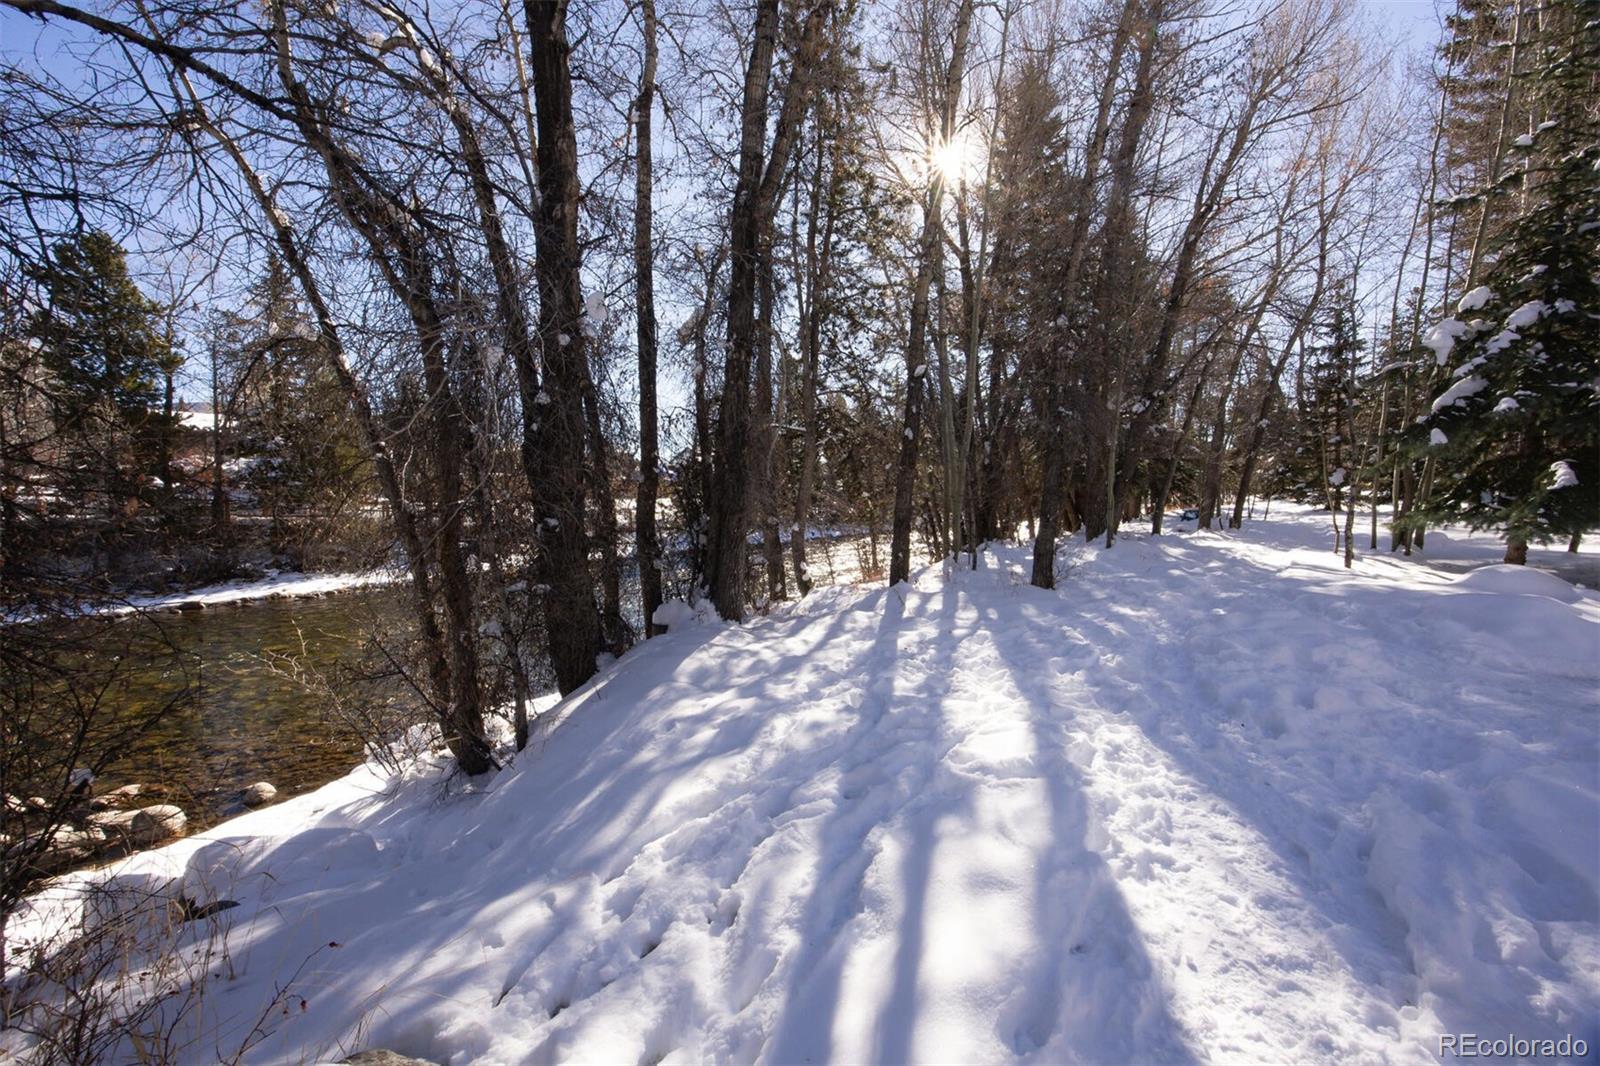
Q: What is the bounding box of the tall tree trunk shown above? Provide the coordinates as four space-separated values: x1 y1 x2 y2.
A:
708 0 778 619
1397 462 1416 554
634 0 662 635
935 250 959 562
791 130 834 596
687 248 723 586
524 0 603 691
1231 218 1334 530
709 0 831 618
421 23 592 701
1152 355 1207 535
950 3 1010 569
1086 0 1160 549
1343 380 1358 569
158 347 175 508
413 302 487 775
1196 391 1229 530
208 344 230 546
114 0 495 768
756 248 786 601
1369 375 1388 549
461 341 533 752
583 379 627 651
1390 45 1457 545
891 0 973 587
1030 0 1133 585
1110 56 1272 536
1464 0 1525 289
263 7 493 773
214 141 483 770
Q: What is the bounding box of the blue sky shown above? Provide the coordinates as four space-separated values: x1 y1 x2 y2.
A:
1359 0 1447 53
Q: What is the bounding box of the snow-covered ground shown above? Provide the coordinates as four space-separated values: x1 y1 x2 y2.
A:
7 504 1598 1064
178 409 219 431
3 568 398 625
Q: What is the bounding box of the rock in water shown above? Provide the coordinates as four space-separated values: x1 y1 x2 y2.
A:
241 782 278 807
90 783 147 810
7 826 106 875
129 805 186 845
88 809 141 840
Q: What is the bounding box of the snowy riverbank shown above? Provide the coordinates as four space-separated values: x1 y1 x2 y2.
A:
6 504 1598 1063
2 568 400 625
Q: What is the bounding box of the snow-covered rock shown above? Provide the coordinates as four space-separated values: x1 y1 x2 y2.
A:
342 1052 439 1066
129 805 187 846
87 809 141 838
90 783 146 810
650 598 694 628
1454 562 1583 603
650 598 719 629
241 782 279 808
8 827 105 875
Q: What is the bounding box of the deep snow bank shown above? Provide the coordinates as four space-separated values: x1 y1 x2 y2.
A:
6 505 1598 1064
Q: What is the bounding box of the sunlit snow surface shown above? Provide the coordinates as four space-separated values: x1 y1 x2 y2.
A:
7 505 1598 1064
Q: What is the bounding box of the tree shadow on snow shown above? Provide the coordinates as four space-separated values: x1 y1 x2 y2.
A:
763 574 1196 1064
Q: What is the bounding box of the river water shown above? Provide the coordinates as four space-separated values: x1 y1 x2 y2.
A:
52 534 881 831
81 588 410 829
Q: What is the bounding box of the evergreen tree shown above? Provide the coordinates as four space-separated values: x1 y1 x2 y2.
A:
216 258 367 566
1437 0 1524 258
25 231 178 562
1296 288 1365 513
1414 0 1599 562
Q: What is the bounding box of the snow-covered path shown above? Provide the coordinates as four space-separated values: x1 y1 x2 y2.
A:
9 506 1597 1064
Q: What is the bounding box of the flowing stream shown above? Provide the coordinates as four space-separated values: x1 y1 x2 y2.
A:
79 588 409 829
59 534 878 832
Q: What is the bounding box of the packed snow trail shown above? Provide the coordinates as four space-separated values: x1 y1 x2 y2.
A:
7 505 1597 1064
